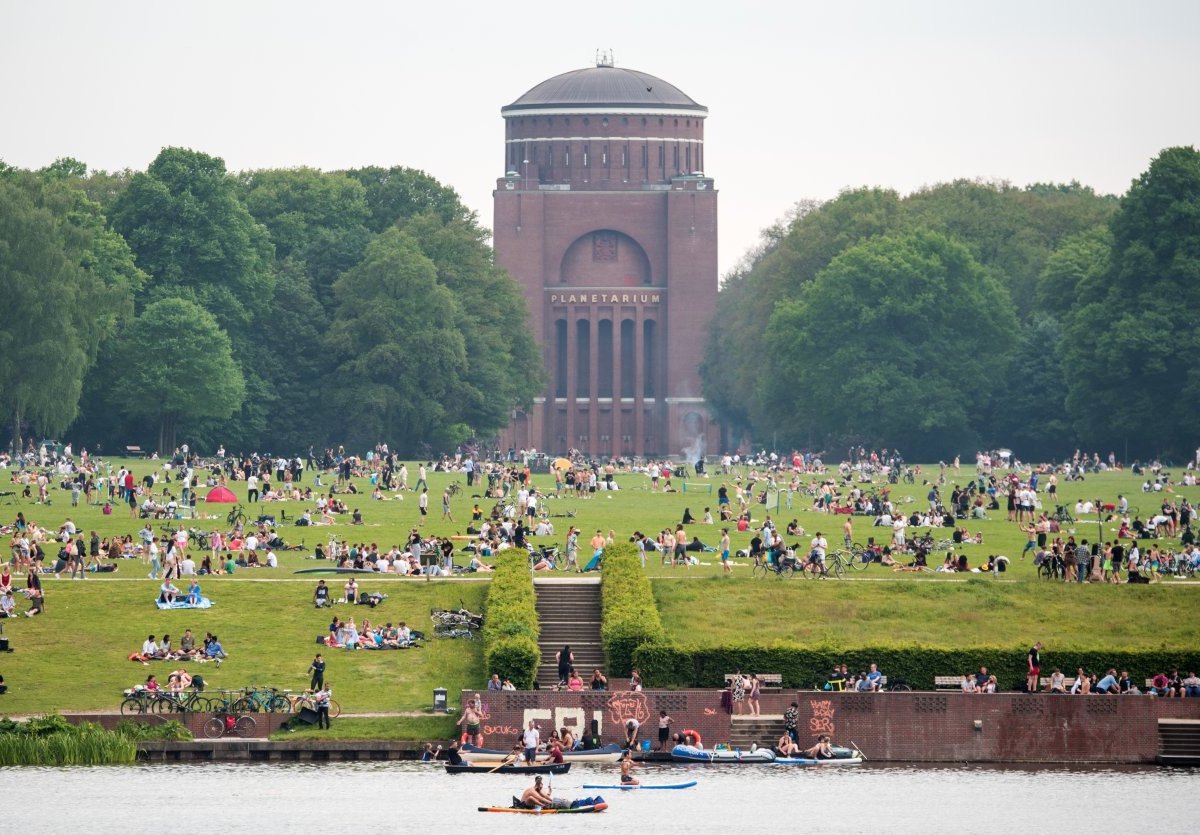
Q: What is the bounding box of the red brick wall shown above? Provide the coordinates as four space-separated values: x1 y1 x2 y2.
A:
460 689 1200 763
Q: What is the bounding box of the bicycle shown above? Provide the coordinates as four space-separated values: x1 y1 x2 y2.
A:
287 690 343 718
751 551 796 579
233 686 291 714
202 710 258 739
1037 556 1065 581
446 481 463 498
846 543 871 571
150 688 211 714
119 689 157 715
226 504 248 528
433 624 479 640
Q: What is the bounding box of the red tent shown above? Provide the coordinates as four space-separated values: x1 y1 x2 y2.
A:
205 485 237 503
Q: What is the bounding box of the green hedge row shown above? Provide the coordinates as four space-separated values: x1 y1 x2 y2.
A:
631 643 1200 691
601 543 665 675
482 552 540 690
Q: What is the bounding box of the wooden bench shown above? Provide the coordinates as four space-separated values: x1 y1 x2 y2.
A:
725 673 783 691
935 675 966 690
125 445 147 458
1038 676 1077 691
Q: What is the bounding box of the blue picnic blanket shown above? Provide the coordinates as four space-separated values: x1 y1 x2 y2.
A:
155 597 213 610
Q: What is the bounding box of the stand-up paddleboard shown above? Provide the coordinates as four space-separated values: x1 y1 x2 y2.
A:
581 780 698 790
479 802 608 814
774 757 863 766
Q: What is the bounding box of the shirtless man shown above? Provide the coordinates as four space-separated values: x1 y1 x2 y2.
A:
520 776 554 809
776 733 802 757
803 734 834 759
457 703 482 747
619 749 640 785
843 517 854 550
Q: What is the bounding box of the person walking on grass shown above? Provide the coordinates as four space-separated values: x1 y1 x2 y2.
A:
418 488 429 527
720 528 732 575
442 488 454 522
309 653 326 690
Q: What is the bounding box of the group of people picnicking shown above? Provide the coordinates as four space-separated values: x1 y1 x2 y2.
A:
321 613 414 650
128 629 227 665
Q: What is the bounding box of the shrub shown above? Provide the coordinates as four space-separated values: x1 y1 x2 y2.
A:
482 552 540 689
630 643 1200 691
601 544 665 675
0 716 138 765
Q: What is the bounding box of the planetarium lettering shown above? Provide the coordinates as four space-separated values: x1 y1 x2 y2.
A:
549 293 661 304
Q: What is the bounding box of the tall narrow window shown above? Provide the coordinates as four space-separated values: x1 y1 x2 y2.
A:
555 319 568 397
643 320 656 399
576 320 591 398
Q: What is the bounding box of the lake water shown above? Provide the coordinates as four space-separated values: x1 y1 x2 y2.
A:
1 761 1194 833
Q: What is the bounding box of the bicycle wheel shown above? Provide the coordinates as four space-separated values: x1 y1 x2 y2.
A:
778 563 795 579
268 695 292 714
149 695 177 714
328 699 342 718
232 697 257 714
234 716 258 738
849 546 870 571
830 559 845 580
202 717 225 739
804 562 821 580
889 683 912 692
120 696 147 716
752 561 767 579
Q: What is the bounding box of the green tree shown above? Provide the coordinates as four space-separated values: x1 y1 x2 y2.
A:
325 229 467 449
1036 227 1111 317
109 298 246 454
400 211 543 440
1063 146 1200 455
110 147 274 328
763 231 1018 457
344 165 476 234
0 170 140 447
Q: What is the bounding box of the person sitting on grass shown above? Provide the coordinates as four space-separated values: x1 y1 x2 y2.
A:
185 579 201 605
204 635 227 665
159 579 180 605
468 554 494 572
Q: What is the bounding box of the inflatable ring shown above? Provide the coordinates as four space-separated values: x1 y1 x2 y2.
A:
681 729 702 746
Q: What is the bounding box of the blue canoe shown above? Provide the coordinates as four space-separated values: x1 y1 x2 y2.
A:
581 781 698 790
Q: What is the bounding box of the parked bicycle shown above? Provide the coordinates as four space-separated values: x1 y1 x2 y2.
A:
202 709 257 739
233 685 291 714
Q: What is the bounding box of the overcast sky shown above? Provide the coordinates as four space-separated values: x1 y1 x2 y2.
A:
3 0 1197 275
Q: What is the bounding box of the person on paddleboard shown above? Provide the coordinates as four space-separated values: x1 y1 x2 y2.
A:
620 750 640 785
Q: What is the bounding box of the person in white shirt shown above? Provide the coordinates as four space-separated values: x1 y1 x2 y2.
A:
179 557 196 576
892 515 906 546
265 551 278 568
521 721 541 762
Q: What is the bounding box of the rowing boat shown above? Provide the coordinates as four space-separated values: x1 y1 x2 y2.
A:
479 802 608 814
581 780 697 790
461 743 625 764
671 744 776 763
445 762 571 775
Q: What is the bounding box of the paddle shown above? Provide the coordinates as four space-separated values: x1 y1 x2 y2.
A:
487 751 519 773
850 740 867 761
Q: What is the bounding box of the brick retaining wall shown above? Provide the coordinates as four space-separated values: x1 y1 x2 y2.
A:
461 689 1200 763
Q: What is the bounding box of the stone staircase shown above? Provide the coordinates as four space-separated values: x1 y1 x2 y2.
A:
534 578 605 688
727 714 785 749
1158 719 1200 765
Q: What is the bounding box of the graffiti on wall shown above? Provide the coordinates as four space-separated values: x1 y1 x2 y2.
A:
607 691 650 725
809 700 836 738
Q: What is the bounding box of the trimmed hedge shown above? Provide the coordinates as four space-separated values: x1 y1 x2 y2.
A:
601 543 665 675
482 552 540 690
631 643 1200 691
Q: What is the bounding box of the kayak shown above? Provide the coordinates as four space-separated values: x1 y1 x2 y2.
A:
479 802 608 814
774 757 863 766
445 762 571 775
581 781 698 790
671 745 776 763
461 743 625 764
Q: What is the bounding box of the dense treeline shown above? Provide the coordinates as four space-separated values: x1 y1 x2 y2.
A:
0 149 542 455
701 147 1200 461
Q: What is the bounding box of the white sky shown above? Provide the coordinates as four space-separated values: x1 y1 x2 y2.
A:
3 0 1197 275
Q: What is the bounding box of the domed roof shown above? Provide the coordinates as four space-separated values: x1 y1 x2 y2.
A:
503 64 707 115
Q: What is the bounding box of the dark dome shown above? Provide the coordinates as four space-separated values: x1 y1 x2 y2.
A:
502 65 707 114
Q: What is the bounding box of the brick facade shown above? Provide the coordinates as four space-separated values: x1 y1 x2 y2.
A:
494 66 719 459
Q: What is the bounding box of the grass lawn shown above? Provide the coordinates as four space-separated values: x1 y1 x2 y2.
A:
2 456 1197 727
653 575 1199 649
0 578 485 715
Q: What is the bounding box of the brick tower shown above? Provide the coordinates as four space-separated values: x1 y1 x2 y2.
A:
494 55 718 460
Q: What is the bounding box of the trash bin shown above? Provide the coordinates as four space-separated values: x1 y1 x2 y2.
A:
433 688 448 713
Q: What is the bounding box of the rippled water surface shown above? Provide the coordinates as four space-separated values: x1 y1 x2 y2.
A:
1 760 1195 833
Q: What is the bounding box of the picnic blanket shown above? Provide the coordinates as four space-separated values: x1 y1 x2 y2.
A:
155 597 213 610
